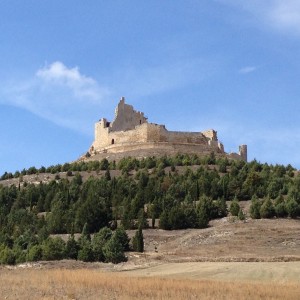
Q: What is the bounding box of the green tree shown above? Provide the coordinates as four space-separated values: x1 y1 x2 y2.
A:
286 198 299 218
196 200 209 229
229 198 240 216
132 226 144 253
274 195 287 218
42 237 66 261
260 197 275 219
159 210 170 230
65 234 79 260
0 246 15 265
102 234 127 264
77 238 94 262
114 226 130 252
249 195 261 219
92 227 112 262
27 245 43 262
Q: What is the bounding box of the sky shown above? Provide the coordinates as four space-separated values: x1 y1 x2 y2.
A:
1 0 300 174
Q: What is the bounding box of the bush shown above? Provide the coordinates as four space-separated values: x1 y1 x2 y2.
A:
0 247 15 265
238 209 246 221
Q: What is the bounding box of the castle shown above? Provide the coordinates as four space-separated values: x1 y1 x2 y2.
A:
88 97 247 161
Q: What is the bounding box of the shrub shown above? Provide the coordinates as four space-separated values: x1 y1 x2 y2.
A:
0 247 15 265
229 198 240 216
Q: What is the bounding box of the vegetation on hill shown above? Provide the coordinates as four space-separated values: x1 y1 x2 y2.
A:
0 153 299 265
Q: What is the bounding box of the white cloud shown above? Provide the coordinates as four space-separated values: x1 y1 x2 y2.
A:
218 0 300 35
0 62 111 134
239 66 257 74
0 59 216 135
36 62 101 100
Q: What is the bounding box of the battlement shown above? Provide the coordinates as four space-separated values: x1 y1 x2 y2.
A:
89 97 247 162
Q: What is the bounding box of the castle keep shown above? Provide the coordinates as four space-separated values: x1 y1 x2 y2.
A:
89 97 247 161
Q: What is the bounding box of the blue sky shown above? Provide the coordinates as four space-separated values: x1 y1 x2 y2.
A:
1 0 300 174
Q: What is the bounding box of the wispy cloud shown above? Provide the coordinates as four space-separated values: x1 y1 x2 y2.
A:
218 0 300 35
0 59 215 134
239 66 258 74
0 61 110 134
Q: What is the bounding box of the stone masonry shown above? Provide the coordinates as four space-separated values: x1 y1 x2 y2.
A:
88 97 247 161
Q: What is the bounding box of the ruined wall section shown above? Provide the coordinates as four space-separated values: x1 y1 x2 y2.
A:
146 123 210 145
110 97 147 132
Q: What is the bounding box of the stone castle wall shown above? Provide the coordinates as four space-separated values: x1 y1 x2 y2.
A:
89 98 247 161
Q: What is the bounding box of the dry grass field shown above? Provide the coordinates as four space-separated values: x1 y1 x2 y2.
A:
0 217 299 299
1 267 300 300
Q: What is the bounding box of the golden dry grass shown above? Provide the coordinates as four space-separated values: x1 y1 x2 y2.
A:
1 268 300 300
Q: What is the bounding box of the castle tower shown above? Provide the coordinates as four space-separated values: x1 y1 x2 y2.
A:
239 145 248 162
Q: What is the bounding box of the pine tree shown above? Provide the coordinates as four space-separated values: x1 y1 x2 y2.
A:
102 234 127 264
250 195 261 219
229 198 240 216
260 196 275 219
132 226 144 253
65 234 79 260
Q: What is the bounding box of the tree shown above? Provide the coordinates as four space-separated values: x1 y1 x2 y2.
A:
132 226 144 253
42 237 66 261
114 226 130 252
27 245 43 262
167 206 182 230
229 198 240 216
77 238 94 262
65 234 79 260
286 198 300 218
274 195 287 218
260 197 275 219
92 227 112 262
216 198 228 218
196 201 209 229
249 195 261 219
159 210 170 230
102 234 127 264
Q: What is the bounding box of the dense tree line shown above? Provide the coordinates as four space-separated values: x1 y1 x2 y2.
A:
0 153 299 265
